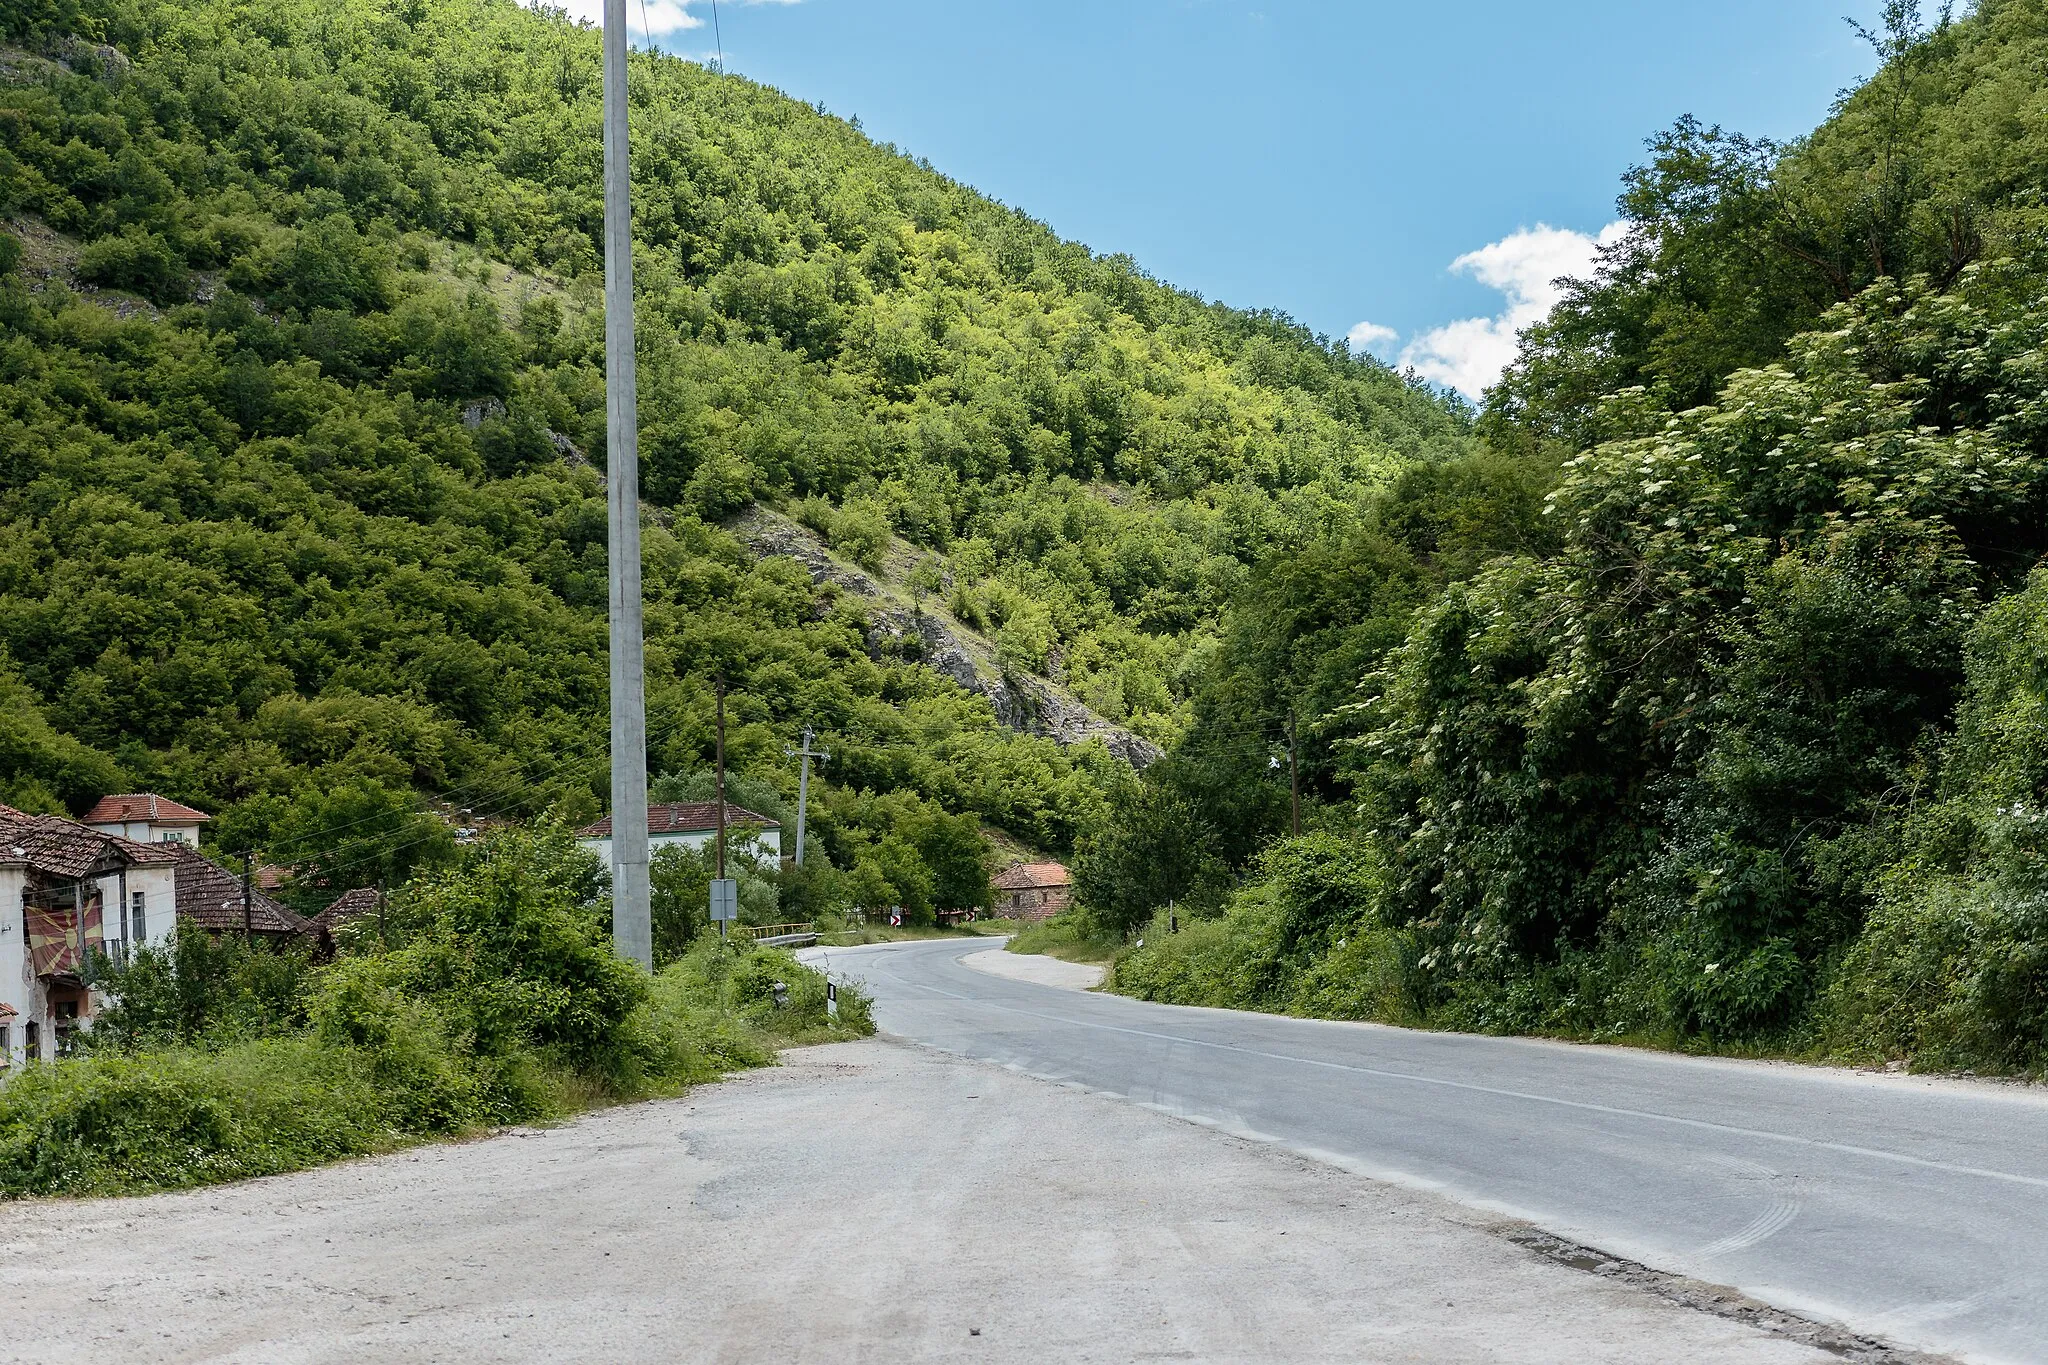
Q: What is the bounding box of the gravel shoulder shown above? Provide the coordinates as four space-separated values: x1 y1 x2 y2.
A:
0 1040 1840 1364
959 945 1106 990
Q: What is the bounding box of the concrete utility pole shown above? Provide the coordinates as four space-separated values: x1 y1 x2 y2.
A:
241 850 254 942
714 678 728 881
603 0 651 970
784 726 829 867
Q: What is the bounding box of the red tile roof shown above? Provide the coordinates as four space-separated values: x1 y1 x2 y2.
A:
576 802 781 839
81 793 211 826
993 861 1070 891
311 887 382 933
165 844 310 936
0 804 181 879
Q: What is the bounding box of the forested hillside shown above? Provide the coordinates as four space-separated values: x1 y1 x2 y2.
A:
0 0 1463 923
1105 0 2048 1074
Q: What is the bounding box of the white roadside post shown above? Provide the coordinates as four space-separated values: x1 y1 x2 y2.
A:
603 0 651 970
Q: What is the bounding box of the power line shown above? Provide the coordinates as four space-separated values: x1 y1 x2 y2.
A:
269 707 704 890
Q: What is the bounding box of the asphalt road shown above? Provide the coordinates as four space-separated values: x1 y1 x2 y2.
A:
0 1043 1844 1364
807 938 2048 1365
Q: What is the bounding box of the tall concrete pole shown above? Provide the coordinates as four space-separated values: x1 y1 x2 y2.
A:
714 678 728 882
604 0 651 970
785 725 827 867
794 726 812 868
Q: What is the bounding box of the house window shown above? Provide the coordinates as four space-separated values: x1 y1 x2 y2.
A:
25 1021 39 1061
129 889 147 945
0 1024 10 1065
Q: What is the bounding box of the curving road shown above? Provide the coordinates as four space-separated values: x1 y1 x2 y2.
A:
805 937 2048 1364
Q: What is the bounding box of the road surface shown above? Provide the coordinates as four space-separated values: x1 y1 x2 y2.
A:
0 1043 1840 1364
806 937 2048 1364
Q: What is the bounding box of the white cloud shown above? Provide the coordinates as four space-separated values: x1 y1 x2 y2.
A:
548 0 699 31
1399 221 1626 400
544 0 798 38
1345 320 1398 357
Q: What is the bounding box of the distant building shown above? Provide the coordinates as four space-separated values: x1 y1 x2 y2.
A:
575 803 782 866
1 800 309 1071
161 843 309 941
992 862 1071 921
309 887 384 953
82 793 210 849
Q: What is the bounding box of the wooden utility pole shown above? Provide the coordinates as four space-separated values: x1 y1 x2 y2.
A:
714 677 728 881
1287 710 1301 839
241 849 254 942
602 0 651 970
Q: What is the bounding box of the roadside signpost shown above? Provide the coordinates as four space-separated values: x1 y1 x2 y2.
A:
710 877 738 940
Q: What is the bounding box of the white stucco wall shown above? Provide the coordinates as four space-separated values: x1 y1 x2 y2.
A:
89 820 198 849
578 827 781 868
91 864 178 957
1 866 28 1070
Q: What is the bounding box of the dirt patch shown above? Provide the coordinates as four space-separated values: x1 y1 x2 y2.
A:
960 945 1105 990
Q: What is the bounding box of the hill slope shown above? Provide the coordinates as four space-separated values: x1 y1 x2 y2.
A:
0 0 1463 908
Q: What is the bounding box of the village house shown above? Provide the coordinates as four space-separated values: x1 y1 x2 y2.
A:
575 802 783 865
2 797 308 1070
82 792 210 848
309 886 385 953
992 861 1072 921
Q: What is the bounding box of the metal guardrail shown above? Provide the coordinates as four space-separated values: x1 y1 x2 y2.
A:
741 922 819 948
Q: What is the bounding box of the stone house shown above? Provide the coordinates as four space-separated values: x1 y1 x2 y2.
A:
992 862 1072 921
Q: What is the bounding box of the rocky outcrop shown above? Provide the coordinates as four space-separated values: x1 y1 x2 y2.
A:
731 506 1162 768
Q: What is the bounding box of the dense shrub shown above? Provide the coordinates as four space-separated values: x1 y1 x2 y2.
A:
0 826 872 1198
1824 571 2048 1072
1114 834 1397 1017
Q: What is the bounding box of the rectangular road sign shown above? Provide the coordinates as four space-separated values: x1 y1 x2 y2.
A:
709 878 739 922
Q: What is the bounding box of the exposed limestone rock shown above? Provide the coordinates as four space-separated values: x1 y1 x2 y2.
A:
731 505 1162 768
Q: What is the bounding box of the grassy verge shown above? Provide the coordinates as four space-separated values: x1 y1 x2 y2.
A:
0 831 874 1200
1006 911 1125 964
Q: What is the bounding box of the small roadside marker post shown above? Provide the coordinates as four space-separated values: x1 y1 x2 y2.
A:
826 978 838 1018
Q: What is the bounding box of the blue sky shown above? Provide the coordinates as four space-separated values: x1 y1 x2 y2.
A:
561 0 1888 397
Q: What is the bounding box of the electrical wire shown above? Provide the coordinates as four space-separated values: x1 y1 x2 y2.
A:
256 705 709 885
709 0 723 72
